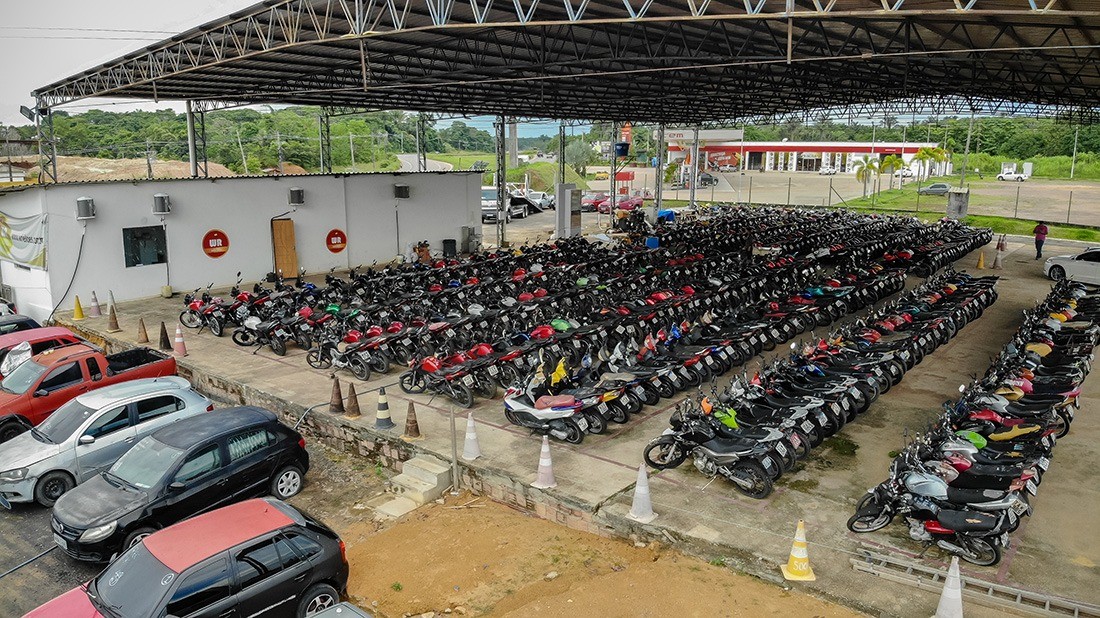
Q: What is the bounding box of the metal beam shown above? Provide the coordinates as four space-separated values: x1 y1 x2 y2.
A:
186 100 199 177
494 116 507 247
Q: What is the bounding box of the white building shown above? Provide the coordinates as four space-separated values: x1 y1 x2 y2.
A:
0 172 482 322
667 138 951 176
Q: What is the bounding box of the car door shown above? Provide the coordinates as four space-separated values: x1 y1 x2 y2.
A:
163 555 238 618
231 534 312 618
1074 251 1100 284
30 361 88 423
133 394 187 438
155 441 230 528
74 404 136 482
222 427 279 501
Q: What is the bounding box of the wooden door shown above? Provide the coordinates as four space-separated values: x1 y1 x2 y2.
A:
271 219 298 278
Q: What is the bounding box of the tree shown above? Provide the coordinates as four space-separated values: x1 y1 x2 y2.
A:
913 146 948 180
564 140 594 176
880 154 904 190
853 157 878 198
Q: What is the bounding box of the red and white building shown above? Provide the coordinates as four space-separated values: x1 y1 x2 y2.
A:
664 130 949 175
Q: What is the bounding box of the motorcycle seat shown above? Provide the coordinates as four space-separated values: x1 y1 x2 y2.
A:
702 436 758 455
256 320 277 331
936 509 1000 532
945 487 1008 504
535 394 575 409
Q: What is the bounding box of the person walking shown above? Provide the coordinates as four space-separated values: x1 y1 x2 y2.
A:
1033 221 1049 260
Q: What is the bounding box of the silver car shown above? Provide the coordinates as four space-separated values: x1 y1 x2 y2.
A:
0 376 211 507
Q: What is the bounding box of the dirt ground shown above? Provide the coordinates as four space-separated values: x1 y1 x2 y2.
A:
342 494 859 618
12 155 236 183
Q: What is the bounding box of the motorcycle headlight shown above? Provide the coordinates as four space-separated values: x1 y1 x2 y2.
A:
0 468 28 482
78 521 117 543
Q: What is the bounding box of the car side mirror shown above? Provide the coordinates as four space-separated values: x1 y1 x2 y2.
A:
78 435 95 445
33 389 48 398
168 481 186 492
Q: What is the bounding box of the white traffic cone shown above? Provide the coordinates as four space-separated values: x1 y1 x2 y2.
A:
461 412 482 461
934 556 965 618
628 464 658 523
531 436 557 489
87 291 102 318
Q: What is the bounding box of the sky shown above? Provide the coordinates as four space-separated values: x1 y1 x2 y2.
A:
0 1 556 137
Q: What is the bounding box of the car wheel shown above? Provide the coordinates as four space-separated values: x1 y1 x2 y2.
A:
34 471 75 507
123 526 157 549
271 465 304 499
0 420 26 443
298 583 339 618
1049 265 1065 281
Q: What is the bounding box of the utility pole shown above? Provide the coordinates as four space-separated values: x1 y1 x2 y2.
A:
349 133 356 171
235 128 248 173
275 130 285 174
1070 126 1080 179
145 139 154 180
960 110 974 186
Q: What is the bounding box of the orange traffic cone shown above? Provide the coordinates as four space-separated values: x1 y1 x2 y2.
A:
172 324 188 357
780 520 816 581
72 296 86 321
136 317 150 343
531 436 557 489
158 322 171 351
106 305 122 333
87 291 102 318
402 401 421 439
344 383 361 419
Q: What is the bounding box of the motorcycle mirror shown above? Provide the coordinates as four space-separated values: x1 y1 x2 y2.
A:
958 384 965 393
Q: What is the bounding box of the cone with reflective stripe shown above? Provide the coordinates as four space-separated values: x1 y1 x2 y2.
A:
780 520 816 581
976 251 986 269
531 436 557 489
628 463 658 524
172 324 188 357
87 291 102 318
344 383 361 419
934 556 964 618
106 305 122 333
461 412 481 461
328 378 345 415
136 317 149 343
72 296 86 321
993 250 1004 270
402 401 421 439
158 321 171 351
375 387 395 430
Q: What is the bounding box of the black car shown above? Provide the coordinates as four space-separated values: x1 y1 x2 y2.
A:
51 406 309 562
0 314 40 335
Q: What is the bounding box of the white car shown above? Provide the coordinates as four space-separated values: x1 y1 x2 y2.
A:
997 171 1029 182
818 167 837 175
1045 248 1100 283
893 168 915 178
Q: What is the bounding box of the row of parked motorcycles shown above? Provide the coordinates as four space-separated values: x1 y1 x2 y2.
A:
847 280 1095 565
639 269 1000 498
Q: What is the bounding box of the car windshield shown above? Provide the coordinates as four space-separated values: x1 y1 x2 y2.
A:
36 400 98 444
481 189 496 201
109 437 184 490
90 543 174 616
0 360 47 395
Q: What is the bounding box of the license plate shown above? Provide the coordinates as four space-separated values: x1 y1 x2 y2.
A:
872 367 883 376
1042 435 1053 448
301 324 312 331
762 458 774 470
788 434 801 449
816 410 828 424
53 533 67 551
848 386 859 396
633 386 646 397
1011 499 1028 515
650 376 661 384
749 335 757 344
725 345 735 355
801 420 815 433
597 403 609 414
275 330 289 337
679 368 692 379
573 340 582 348
575 417 589 431
462 375 474 385
488 366 499 376
1000 533 1010 547
840 399 850 410
705 356 715 365
1038 456 1050 471
770 329 780 338
775 442 788 456
1026 479 1038 496
514 359 524 367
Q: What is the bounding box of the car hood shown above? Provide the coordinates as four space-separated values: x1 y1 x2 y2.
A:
1046 255 1073 263
0 431 60 472
54 474 148 528
24 585 102 618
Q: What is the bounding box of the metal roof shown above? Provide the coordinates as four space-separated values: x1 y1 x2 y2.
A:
31 1 1100 124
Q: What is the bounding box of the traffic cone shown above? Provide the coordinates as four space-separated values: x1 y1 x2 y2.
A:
108 290 117 312
344 383 361 419
780 520 816 581
976 250 986 269
628 464 658 523
374 387 395 430
934 556 965 618
402 401 421 439
106 305 122 333
992 250 1004 269
328 378 345 415
87 291 102 318
158 322 171 351
136 318 150 343
72 296 86 321
172 324 188 357
461 412 481 461
531 436 557 489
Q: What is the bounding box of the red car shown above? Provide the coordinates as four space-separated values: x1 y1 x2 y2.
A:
0 327 83 378
598 195 644 214
580 193 608 212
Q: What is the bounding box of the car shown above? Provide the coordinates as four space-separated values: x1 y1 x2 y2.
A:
0 326 84 378
0 314 40 335
51 406 309 562
997 171 1029 182
0 377 212 508
525 191 555 210
697 172 718 187
893 168 915 178
580 193 609 212
27 498 349 618
818 166 837 175
1045 248 1100 283
917 182 951 196
597 195 644 214
480 187 526 223
717 164 737 173
593 171 610 180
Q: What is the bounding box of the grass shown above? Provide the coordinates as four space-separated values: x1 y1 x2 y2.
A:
785 478 820 492
823 435 859 457
390 582 403 592
331 153 401 173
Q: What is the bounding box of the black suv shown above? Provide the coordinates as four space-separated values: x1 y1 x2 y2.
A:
51 406 309 562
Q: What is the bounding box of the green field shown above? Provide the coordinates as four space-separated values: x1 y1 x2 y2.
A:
426 153 588 192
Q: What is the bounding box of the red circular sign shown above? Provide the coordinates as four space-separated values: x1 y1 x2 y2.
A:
202 230 229 258
326 229 347 254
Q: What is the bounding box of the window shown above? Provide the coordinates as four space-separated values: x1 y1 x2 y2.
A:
166 559 231 617
226 428 272 461
234 539 283 589
1079 252 1100 263
174 444 223 484
39 362 83 392
284 532 322 559
135 395 183 424
86 358 102 382
122 226 167 268
273 534 304 569
83 405 130 439
31 339 61 355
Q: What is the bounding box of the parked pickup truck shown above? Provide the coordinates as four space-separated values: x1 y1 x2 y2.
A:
0 344 176 443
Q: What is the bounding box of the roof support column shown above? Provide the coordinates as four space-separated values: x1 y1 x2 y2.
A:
689 127 700 208
34 106 58 184
416 113 428 172
494 116 507 247
186 101 199 178
557 123 566 187
318 113 332 174
609 121 619 228
653 124 665 221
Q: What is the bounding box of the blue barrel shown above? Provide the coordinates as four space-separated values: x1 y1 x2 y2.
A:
644 236 659 249
614 142 630 157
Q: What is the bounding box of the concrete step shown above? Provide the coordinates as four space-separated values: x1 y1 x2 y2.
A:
390 472 447 504
401 456 452 486
374 496 419 520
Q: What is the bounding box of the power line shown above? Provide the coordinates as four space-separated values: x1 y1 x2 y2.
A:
0 26 174 34
0 35 162 41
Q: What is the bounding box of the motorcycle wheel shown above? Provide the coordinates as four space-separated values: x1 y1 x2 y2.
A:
349 357 371 381
959 537 1001 567
583 412 607 434
369 354 390 375
399 371 425 394
643 436 685 469
306 349 332 369
728 461 773 499
656 378 675 399
449 383 474 408
608 403 629 424
561 419 585 444
496 364 522 389
270 338 287 356
295 332 312 351
208 317 224 337
814 311 832 327
232 328 257 347
474 377 497 400
778 444 797 472
1054 411 1071 438
389 346 411 367
791 430 813 459
621 393 642 415
683 366 703 388
762 454 784 480
503 408 522 426
846 493 893 533
180 310 202 329
640 384 661 406
761 335 776 352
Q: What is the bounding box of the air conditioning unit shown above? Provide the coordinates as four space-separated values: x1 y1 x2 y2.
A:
394 184 410 199
153 193 171 215
76 197 96 221
288 187 305 207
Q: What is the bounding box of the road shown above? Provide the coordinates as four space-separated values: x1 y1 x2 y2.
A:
395 154 453 172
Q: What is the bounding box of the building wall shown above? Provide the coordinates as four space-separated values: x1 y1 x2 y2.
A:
0 172 480 322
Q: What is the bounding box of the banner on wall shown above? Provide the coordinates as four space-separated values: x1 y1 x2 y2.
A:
0 212 47 269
